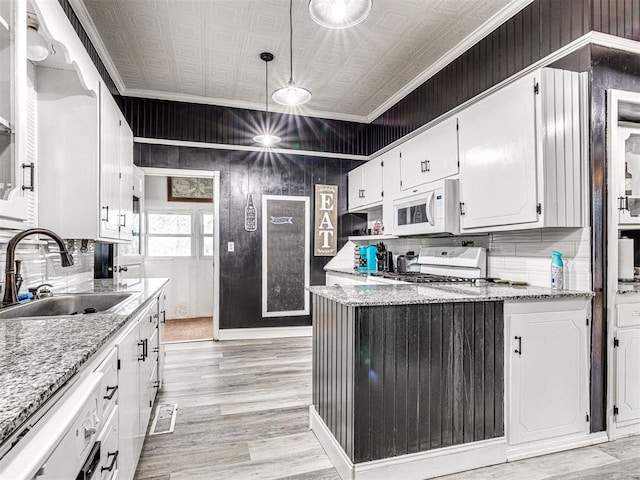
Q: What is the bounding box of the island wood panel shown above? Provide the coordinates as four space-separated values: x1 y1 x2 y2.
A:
352 302 504 463
312 294 355 459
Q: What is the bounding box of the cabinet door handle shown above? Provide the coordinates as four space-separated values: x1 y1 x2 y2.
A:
118 266 128 272
358 189 365 198
144 338 148 359
22 163 35 192
101 205 110 222
119 214 126 228
104 385 118 400
514 335 522 355
138 340 145 361
101 451 119 473
459 202 466 216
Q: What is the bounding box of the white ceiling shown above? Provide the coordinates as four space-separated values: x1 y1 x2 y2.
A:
73 0 530 122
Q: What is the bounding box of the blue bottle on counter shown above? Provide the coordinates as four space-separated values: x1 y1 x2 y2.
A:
551 251 564 290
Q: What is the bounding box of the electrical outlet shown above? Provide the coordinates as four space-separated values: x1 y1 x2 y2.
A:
228 242 235 252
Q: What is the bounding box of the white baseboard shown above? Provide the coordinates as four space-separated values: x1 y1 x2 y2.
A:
310 406 354 480
309 405 507 480
507 431 609 461
217 326 312 340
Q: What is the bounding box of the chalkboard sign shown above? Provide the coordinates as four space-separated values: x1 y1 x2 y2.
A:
262 195 310 317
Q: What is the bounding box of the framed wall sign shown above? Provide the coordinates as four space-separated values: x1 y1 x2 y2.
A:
262 195 310 317
314 184 338 256
167 177 214 203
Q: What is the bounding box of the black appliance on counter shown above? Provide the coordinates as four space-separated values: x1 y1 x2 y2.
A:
375 242 394 273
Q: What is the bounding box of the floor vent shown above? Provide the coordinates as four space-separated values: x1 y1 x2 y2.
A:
149 403 178 435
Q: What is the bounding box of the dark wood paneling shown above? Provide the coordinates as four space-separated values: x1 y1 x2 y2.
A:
137 144 366 329
344 301 505 463
312 294 356 459
119 96 370 156
368 0 592 150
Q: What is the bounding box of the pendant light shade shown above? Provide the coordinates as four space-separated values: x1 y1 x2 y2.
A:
253 52 282 147
272 80 311 107
309 0 372 29
272 0 311 107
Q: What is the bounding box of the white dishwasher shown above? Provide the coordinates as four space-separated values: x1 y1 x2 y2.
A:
0 372 104 480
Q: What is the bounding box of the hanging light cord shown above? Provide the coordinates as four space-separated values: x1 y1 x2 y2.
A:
288 0 293 83
265 58 269 112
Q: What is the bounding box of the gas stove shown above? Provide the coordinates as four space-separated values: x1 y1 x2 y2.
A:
374 272 480 284
381 246 487 284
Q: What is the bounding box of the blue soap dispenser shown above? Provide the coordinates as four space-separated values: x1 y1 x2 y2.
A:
551 251 564 290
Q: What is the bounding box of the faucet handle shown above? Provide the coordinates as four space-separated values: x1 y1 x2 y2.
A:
28 283 54 299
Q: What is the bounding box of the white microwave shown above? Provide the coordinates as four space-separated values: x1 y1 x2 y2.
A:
391 178 460 235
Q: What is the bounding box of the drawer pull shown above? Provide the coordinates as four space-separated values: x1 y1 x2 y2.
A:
104 385 118 400
101 450 119 473
138 340 145 361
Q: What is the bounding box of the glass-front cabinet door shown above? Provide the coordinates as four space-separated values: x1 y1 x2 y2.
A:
618 127 640 225
0 0 30 228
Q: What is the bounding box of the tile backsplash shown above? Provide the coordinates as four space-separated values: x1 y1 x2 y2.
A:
355 227 591 291
0 239 95 297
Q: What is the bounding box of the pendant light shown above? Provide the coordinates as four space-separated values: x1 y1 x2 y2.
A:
272 0 312 107
253 52 282 147
309 0 372 29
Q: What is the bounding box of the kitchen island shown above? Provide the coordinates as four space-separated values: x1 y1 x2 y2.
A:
0 278 168 478
308 284 596 480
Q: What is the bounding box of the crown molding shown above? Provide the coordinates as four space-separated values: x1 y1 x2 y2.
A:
68 0 126 93
366 0 536 122
122 88 370 123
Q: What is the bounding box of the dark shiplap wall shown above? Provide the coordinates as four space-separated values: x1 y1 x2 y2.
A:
135 143 366 329
118 97 370 156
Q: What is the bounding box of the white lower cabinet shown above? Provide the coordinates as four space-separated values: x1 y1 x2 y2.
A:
98 408 120 480
613 299 640 432
506 299 590 448
117 295 162 480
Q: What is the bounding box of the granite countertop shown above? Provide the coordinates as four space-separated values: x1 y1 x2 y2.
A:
0 278 168 449
308 283 594 307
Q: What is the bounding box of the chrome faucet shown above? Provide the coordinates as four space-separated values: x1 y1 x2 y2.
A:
2 228 74 306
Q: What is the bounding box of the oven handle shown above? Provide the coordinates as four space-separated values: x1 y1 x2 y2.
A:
77 441 101 480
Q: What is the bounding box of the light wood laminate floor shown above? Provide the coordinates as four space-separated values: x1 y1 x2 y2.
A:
164 317 213 342
135 337 640 480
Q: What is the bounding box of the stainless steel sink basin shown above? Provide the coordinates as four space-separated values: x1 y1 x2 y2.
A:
0 293 133 319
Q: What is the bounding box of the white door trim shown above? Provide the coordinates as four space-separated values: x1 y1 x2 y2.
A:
139 167 221 341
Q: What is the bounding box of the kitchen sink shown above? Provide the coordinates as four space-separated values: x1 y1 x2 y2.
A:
0 293 134 319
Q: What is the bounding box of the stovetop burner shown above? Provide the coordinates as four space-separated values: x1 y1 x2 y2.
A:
375 272 478 284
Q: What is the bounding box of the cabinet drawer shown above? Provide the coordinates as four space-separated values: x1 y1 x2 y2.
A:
96 348 118 421
98 407 119 480
617 303 640 327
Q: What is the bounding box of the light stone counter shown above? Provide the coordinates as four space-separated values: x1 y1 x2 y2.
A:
308 283 593 307
0 278 168 448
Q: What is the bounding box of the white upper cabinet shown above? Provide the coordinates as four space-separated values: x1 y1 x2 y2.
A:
348 156 383 211
0 0 31 228
400 116 458 191
458 68 585 232
33 0 134 241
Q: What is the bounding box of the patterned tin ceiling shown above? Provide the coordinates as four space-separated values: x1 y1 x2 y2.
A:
74 0 527 122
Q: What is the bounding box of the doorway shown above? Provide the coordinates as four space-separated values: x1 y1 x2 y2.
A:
139 168 220 342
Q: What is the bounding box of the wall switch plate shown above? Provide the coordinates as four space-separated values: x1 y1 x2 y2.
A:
228 242 235 252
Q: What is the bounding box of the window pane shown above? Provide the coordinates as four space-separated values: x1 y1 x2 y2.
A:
148 214 191 234
202 214 214 234
203 236 214 256
148 237 192 257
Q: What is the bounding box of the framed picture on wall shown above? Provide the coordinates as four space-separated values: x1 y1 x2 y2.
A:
167 177 214 203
